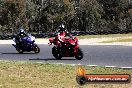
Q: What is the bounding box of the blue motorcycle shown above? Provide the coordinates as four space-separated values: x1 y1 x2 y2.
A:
12 35 40 54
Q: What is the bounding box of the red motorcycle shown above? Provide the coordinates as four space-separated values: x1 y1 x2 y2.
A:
49 35 83 60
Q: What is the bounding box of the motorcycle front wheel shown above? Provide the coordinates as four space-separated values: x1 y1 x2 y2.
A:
52 46 62 60
75 48 83 60
16 48 23 54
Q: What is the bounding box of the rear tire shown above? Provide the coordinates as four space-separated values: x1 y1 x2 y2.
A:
52 46 62 60
33 45 40 53
75 48 83 60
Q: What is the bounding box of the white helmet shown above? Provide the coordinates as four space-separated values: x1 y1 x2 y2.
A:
59 24 65 29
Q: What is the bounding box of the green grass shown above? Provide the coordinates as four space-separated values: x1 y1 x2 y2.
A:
100 38 132 43
0 61 132 88
76 33 132 39
35 33 132 39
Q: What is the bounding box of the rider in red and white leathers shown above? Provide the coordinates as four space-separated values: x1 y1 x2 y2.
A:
57 24 73 45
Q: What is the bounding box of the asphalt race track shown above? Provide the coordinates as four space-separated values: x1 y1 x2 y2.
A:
0 44 132 68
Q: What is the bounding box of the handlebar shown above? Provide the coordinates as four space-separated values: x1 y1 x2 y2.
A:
48 42 52 46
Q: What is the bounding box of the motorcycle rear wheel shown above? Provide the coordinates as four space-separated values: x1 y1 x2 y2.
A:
75 48 83 60
52 47 62 60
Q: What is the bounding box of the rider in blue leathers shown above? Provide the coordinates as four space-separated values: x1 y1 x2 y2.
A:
15 28 28 46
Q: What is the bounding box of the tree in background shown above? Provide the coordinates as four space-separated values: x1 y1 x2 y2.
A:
0 0 132 34
0 0 36 33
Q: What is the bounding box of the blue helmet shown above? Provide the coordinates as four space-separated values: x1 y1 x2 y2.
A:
19 28 25 33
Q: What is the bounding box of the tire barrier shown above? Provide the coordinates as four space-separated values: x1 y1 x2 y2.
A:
0 29 132 40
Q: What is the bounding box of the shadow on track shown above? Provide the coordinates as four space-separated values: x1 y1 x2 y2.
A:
1 52 36 54
29 58 78 61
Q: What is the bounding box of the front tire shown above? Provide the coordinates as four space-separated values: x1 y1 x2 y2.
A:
33 45 40 53
52 46 62 60
75 48 83 60
16 48 23 54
